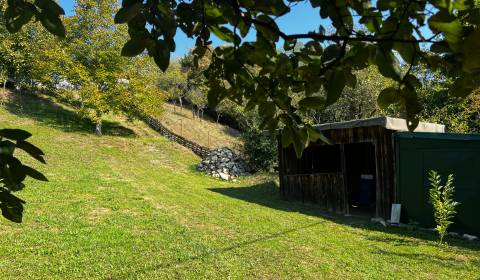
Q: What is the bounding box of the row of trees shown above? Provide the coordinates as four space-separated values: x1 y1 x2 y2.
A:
0 0 165 135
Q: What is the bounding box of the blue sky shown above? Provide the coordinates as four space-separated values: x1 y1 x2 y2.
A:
59 1 434 58
59 0 324 58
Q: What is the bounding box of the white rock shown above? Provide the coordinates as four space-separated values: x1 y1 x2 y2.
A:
219 172 230 180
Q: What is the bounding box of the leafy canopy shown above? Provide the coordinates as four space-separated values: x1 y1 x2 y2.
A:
114 0 480 157
0 0 61 222
5 0 480 158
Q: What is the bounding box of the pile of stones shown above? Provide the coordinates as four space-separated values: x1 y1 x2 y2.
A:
197 148 250 180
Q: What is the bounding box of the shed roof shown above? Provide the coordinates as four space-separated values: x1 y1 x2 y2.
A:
313 117 445 133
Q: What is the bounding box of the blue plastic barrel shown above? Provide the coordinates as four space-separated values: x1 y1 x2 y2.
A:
358 174 375 207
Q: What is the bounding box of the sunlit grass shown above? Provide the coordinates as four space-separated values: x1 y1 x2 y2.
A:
0 92 478 279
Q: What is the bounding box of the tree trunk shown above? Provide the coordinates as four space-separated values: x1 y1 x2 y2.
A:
216 113 221 124
95 120 102 136
178 96 183 108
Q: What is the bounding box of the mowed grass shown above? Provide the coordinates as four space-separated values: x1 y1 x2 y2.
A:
0 92 479 279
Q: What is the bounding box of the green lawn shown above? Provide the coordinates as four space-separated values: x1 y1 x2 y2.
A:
0 92 479 279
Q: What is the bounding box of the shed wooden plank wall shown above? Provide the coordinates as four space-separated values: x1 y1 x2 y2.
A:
281 173 345 213
278 126 396 218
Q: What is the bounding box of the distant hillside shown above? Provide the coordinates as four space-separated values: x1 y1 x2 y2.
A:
158 103 242 151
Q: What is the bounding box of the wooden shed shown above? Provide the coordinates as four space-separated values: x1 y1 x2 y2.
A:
277 117 445 219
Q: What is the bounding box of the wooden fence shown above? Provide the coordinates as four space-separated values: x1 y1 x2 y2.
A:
144 116 211 158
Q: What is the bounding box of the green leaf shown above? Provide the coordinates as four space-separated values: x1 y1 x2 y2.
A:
394 41 418 63
377 87 401 109
404 74 421 89
121 37 148 57
204 4 223 19
0 140 16 156
321 44 341 63
254 0 290 16
4 156 27 185
16 141 46 164
38 13 66 37
298 96 324 109
428 11 462 51
375 47 401 81
149 41 170 72
258 102 276 117
254 15 280 42
344 71 357 88
281 126 293 148
237 18 251 37
208 26 235 43
406 117 419 131
4 4 35 33
450 77 475 98
430 42 452 53
0 129 32 141
114 3 143 24
207 83 227 108
325 70 346 105
0 191 24 223
34 0 65 16
462 30 480 74
22 165 48 181
307 126 331 145
291 127 308 159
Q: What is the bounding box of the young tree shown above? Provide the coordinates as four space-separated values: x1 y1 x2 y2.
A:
428 170 460 244
62 0 127 135
116 0 480 157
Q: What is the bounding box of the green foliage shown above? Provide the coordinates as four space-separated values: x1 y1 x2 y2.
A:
0 0 64 223
157 60 187 106
3 0 65 37
116 0 480 157
299 67 390 124
38 0 165 135
241 126 278 172
0 128 47 222
428 170 460 244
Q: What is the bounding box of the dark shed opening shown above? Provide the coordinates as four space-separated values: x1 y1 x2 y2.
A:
345 142 377 215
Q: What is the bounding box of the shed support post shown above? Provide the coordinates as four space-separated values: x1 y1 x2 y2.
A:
340 144 349 216
374 141 381 218
277 133 285 198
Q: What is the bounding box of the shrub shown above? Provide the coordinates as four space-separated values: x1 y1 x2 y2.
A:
428 170 460 244
241 127 278 172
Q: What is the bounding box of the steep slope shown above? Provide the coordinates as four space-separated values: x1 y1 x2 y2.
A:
158 102 242 150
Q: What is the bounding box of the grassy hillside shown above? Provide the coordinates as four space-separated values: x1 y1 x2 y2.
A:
159 102 242 150
0 92 479 279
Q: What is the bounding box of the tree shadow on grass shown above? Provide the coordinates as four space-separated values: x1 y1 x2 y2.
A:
208 181 480 251
3 91 135 137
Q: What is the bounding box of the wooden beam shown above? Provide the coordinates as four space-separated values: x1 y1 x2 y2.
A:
340 144 349 216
